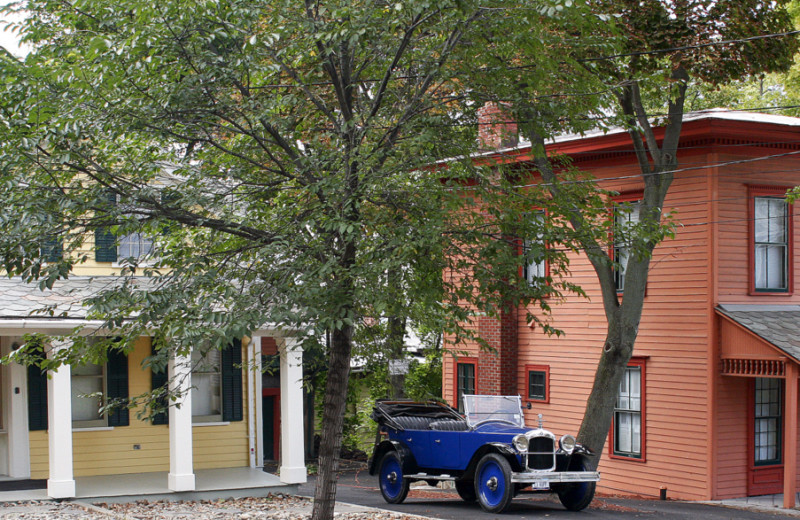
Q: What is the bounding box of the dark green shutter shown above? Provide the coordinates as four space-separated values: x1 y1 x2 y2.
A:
106 349 129 427
151 344 169 425
27 363 48 431
221 339 243 422
41 237 63 262
95 190 117 262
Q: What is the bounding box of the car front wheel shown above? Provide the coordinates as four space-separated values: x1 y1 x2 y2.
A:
555 457 596 512
378 451 410 504
474 453 513 513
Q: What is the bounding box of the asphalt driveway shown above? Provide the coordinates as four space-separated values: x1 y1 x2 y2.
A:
299 469 800 520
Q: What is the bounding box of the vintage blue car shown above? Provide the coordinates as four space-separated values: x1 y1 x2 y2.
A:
369 395 600 513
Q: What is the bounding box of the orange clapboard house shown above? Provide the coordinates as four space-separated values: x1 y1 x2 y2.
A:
444 108 800 504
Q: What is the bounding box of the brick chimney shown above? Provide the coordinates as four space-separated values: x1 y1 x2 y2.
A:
477 102 519 150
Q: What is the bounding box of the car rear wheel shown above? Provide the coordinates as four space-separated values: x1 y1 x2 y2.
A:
555 457 596 512
474 453 513 513
378 451 410 504
455 480 476 502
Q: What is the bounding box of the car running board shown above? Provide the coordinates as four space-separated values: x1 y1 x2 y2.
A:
404 473 455 481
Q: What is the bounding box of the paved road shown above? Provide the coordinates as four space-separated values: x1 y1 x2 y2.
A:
299 470 800 520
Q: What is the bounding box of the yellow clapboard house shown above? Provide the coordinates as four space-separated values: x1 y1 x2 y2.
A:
0 229 306 498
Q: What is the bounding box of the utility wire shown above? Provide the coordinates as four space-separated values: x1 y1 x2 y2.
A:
578 30 800 62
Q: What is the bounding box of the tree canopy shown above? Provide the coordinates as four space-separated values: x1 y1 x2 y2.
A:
0 0 606 518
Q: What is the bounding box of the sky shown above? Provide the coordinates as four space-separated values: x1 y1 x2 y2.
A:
0 1 28 58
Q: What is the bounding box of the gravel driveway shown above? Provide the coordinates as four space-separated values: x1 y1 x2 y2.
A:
0 496 432 520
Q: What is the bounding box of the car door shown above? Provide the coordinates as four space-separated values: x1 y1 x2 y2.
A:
429 431 463 469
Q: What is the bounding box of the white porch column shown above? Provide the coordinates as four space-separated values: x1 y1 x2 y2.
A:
7 345 30 478
248 336 265 468
278 337 306 484
47 341 75 499
168 351 195 491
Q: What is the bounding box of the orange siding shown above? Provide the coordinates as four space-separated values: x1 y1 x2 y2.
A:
444 120 800 502
720 317 785 360
510 153 715 500
716 153 800 304
714 375 749 498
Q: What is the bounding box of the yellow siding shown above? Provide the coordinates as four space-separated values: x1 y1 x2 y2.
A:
29 338 250 478
29 431 48 479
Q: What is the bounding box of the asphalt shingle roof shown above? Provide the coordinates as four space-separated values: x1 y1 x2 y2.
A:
717 304 800 363
0 276 130 320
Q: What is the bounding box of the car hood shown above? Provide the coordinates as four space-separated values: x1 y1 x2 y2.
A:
472 422 532 435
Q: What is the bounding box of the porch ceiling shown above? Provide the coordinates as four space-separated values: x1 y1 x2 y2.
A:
717 304 800 364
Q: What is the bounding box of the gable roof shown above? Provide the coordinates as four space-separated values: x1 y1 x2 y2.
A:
716 304 800 363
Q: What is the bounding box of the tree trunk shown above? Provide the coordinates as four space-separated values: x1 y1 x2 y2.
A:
311 325 353 520
575 313 638 469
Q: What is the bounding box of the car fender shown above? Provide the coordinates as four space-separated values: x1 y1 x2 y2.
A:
369 440 418 475
463 442 522 479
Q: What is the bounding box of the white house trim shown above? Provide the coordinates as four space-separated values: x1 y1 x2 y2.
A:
278 337 306 484
168 351 195 491
2 337 30 478
46 340 75 498
247 337 258 468
254 339 264 468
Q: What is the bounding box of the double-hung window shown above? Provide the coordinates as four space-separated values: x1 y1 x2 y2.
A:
754 378 782 466
118 232 154 261
613 197 642 293
95 191 155 264
70 347 129 428
71 362 106 428
191 348 223 422
612 359 645 459
455 359 477 413
523 211 548 285
750 186 792 294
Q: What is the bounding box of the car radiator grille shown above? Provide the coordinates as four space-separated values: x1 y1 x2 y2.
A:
527 436 556 471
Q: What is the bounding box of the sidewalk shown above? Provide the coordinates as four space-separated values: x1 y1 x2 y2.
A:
704 494 800 517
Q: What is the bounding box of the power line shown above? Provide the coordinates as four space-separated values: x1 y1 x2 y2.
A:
578 30 800 62
214 30 800 89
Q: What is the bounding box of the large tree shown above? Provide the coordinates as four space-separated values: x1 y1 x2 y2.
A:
481 0 799 464
0 0 603 518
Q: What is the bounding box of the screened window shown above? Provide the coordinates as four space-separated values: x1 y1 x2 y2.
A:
613 363 643 459
71 362 106 428
456 361 476 413
754 377 782 465
754 197 788 292
614 199 641 293
191 348 222 422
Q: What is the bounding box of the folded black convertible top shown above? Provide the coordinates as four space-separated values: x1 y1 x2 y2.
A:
371 399 463 429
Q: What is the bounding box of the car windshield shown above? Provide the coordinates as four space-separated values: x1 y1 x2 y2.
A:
462 395 524 427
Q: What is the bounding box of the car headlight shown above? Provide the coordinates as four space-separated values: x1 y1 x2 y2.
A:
513 434 529 453
559 434 576 454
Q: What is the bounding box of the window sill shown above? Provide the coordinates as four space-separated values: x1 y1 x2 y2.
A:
748 290 794 296
72 426 114 432
112 261 155 269
192 421 230 427
609 453 646 463
525 398 549 405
